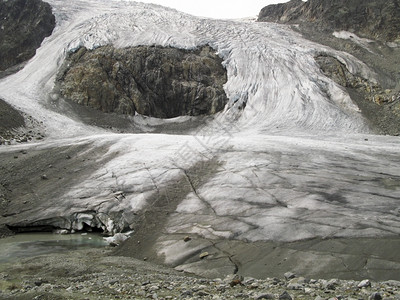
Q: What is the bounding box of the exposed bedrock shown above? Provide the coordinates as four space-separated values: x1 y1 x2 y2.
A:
0 0 55 72
316 54 400 135
57 45 228 118
258 0 400 43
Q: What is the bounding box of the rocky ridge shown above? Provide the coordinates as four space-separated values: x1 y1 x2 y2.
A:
57 45 228 118
257 0 400 43
0 0 55 73
315 54 400 135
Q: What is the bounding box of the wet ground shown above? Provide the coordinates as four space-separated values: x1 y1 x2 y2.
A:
0 232 107 263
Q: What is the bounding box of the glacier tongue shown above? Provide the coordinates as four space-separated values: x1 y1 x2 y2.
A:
0 0 399 278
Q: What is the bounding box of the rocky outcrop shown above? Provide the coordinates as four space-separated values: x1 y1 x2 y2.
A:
57 45 228 118
257 0 304 24
316 54 400 135
0 0 55 71
316 55 398 105
258 0 400 42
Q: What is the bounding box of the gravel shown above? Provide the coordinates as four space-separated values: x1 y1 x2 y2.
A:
0 248 399 300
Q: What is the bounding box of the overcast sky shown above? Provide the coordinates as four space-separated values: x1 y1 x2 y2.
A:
137 0 288 19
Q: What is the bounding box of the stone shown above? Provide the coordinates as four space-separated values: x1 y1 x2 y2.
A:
369 292 382 300
248 282 259 289
149 285 159 291
196 291 209 296
325 279 339 290
272 278 281 285
196 285 208 290
284 272 296 280
357 279 371 288
304 287 313 294
243 277 256 285
57 45 228 119
34 279 46 286
257 294 275 299
289 277 309 286
384 280 400 287
230 279 243 287
279 291 293 300
199 252 209 259
181 290 193 297
234 293 249 298
287 283 303 290
109 280 119 285
225 274 244 286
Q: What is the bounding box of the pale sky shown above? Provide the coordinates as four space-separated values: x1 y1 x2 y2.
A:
137 0 287 19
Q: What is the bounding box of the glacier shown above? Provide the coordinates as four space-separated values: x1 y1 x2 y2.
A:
0 0 399 279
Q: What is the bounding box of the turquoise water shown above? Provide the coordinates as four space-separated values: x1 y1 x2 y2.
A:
0 232 108 263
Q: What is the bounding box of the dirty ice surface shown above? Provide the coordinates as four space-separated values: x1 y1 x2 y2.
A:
0 0 399 263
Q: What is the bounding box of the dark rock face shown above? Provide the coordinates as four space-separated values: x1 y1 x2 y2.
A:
258 0 400 42
258 0 304 23
57 45 228 118
0 0 56 71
